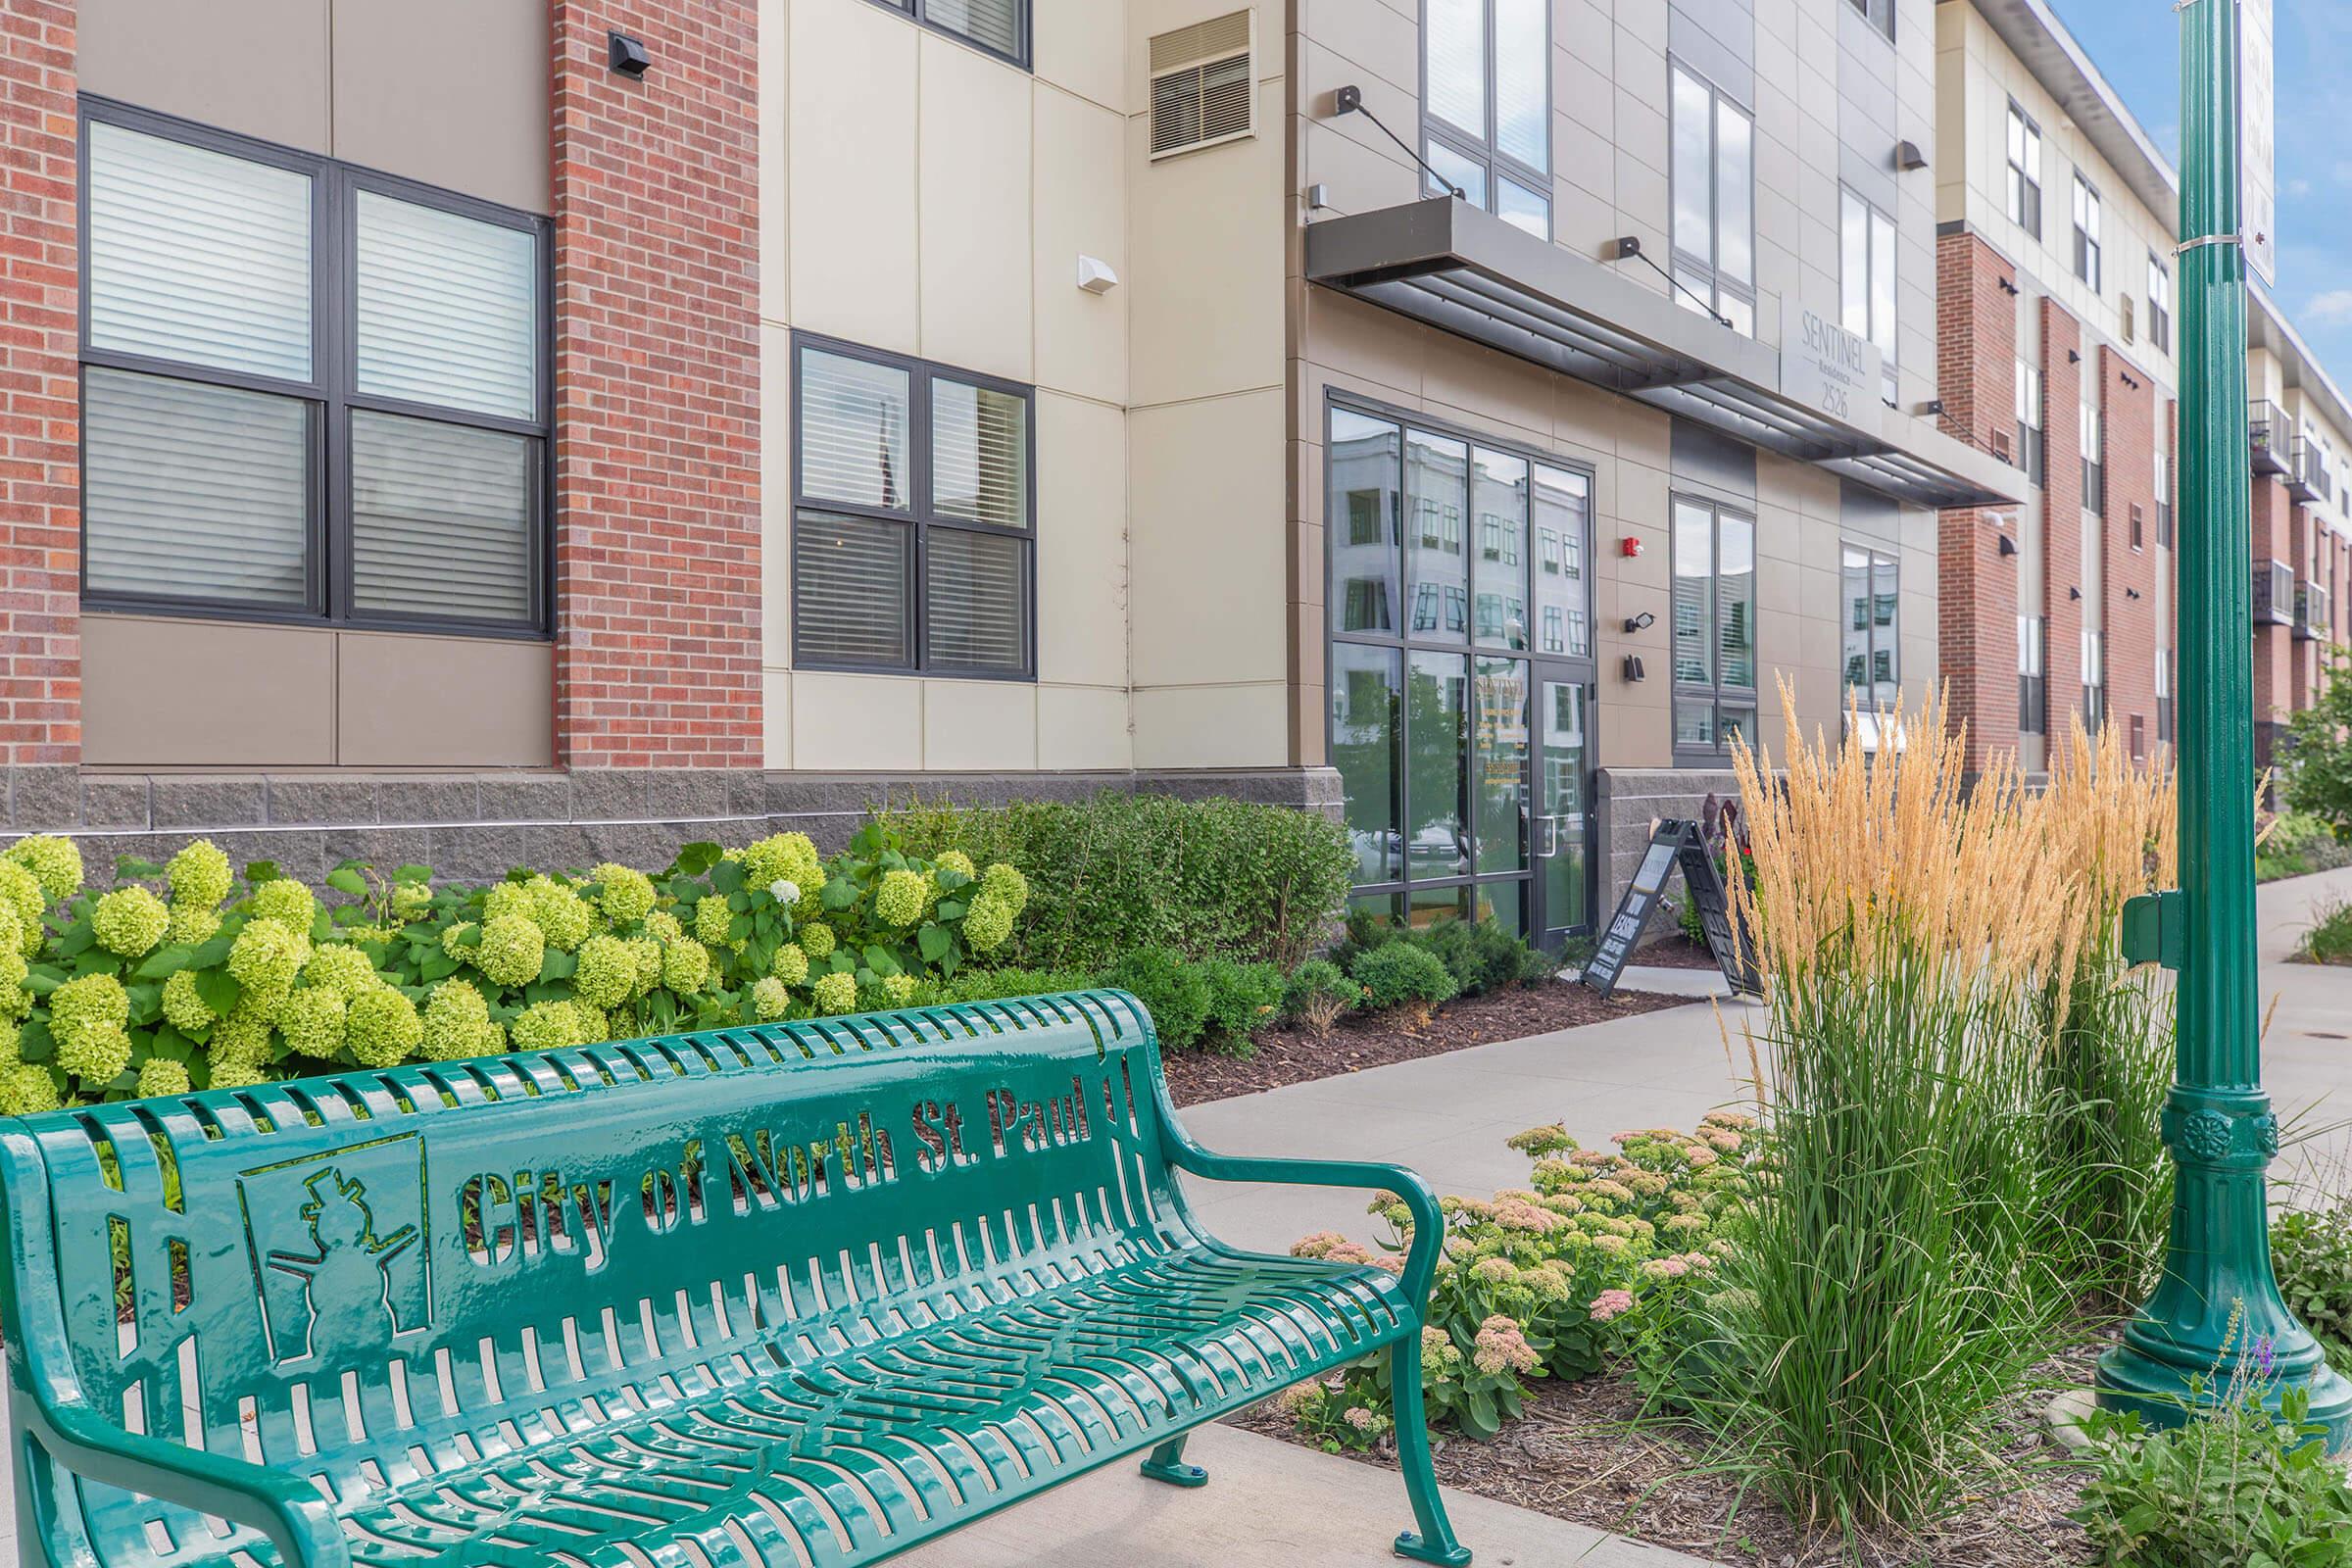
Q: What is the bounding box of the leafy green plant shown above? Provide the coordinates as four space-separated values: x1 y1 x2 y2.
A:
879 790 1353 970
1348 943 1457 1017
2273 1200 2352 1378
1399 917 1551 998
1282 957 1362 1035
2074 1311 2352 1567
930 967 1102 1005
1197 956 1283 1054
2299 898 2352 966
2284 651 2352 846
1098 946 1214 1051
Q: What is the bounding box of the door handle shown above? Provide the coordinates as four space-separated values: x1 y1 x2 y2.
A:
1535 814 1560 858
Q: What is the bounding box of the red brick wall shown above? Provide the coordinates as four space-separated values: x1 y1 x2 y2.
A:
551 1 761 769
0 0 78 765
1934 231 2020 773
2041 301 2084 737
2097 348 2156 760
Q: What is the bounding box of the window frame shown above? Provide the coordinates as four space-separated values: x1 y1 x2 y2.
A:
2018 613 2047 736
2015 358 2046 486
1846 0 1896 43
1420 0 1554 240
788 331 1038 682
2147 250 2173 354
1839 184 1899 404
2073 172 2103 292
75 97 554 640
1667 61 1758 336
2006 100 2043 239
1323 391 1598 928
864 0 1031 70
2155 446 2173 546
2080 394 2105 515
1839 541 1900 745
1670 493 1759 765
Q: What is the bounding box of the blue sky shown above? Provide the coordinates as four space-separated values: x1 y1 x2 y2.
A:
2051 1 2352 375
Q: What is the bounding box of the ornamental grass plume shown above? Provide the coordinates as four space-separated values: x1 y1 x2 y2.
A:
1708 683 2180 1536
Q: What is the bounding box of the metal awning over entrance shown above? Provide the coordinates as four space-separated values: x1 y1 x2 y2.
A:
1305 199 2021 511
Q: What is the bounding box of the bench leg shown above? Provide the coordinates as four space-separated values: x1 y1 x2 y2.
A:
1390 1334 1472 1565
1138 1433 1209 1487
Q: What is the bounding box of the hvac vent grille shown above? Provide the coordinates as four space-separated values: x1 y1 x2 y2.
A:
1150 11 1254 160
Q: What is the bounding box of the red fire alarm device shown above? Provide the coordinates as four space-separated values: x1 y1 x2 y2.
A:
1620 535 1643 559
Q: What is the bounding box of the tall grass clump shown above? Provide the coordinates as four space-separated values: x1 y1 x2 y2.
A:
1693 687 2175 1538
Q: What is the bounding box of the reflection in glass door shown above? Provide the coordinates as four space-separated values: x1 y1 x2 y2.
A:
1534 674 1592 944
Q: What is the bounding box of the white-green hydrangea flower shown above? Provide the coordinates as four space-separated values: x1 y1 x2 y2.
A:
874 869 927 928
6 836 80 904
694 895 735 948
742 833 826 896
206 1060 268 1091
227 918 309 997
510 1000 584 1054
591 863 657 927
166 840 233 910
57 1024 131 1086
210 1004 274 1065
961 893 1014 953
302 943 379 999
440 920 479 958
277 987 348 1060
881 973 915 1005
419 979 493 1062
980 862 1028 916
571 934 637 1009
750 976 792 1021
166 903 221 949
135 1058 192 1100
627 936 662 996
392 881 434 922
800 922 836 959
50 973 128 1052
482 881 535 922
934 850 977 882
810 971 858 1015
770 943 809 986
249 878 316 934
661 938 710 995
161 969 214 1035
0 946 28 1020
0 1061 59 1114
92 887 170 957
473 913 546 989
0 861 42 957
345 984 421 1068
527 876 595 953
643 908 686 945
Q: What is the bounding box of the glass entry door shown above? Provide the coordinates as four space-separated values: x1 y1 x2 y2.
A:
1532 670 1592 946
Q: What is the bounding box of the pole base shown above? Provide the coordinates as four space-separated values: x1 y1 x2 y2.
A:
2097 1339 2352 1452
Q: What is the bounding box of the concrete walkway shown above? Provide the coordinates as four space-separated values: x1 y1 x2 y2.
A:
2256 862 2352 1191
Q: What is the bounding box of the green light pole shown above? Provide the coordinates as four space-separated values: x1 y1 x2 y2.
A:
2098 0 2352 1443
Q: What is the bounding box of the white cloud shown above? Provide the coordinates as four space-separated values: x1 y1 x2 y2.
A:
2306 289 2352 326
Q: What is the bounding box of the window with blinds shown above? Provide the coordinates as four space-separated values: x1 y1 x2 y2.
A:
78 105 550 633
868 0 1029 67
792 338 1034 678
1149 13 1254 160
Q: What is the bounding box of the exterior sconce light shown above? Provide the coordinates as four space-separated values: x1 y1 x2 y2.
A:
1623 612 1656 633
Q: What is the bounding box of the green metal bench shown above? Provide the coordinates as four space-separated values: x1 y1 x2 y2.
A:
0 989 1470 1567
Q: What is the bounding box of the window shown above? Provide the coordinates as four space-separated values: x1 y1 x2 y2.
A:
2015 359 2045 486
2073 173 2103 291
2081 627 2105 731
1326 402 1592 930
1840 187 1897 403
2130 502 2144 550
868 0 1027 66
1424 0 1550 238
1670 65 1757 335
2147 252 2173 353
2018 614 2047 735
79 104 548 632
1841 544 1900 747
2080 395 2105 515
1847 0 1895 41
2006 101 2043 238
2155 447 2173 546
1672 497 1757 758
791 337 1033 676
2155 650 2174 746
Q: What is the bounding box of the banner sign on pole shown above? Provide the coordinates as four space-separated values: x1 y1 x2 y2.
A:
2243 0 2277 287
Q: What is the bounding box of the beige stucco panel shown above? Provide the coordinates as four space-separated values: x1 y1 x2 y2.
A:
760 321 795 667
790 0 921 356
1038 683 1132 771
1034 0 1124 114
84 615 337 768
922 678 1039 771
80 0 330 154
1131 681 1288 769
338 633 552 768
1035 392 1131 687
1128 388 1287 688
919 31 1035 383
791 671 924 770
760 0 791 323
763 666 793 772
330 0 549 213
1033 85 1130 406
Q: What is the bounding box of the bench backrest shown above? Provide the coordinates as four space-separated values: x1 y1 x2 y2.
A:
0 991 1176 1544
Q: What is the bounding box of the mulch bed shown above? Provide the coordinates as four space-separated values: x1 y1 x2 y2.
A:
1159 980 1692 1107
1627 936 1730 971
1230 1339 2106 1567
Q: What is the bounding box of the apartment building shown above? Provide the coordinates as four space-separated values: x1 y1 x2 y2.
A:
1935 0 2352 777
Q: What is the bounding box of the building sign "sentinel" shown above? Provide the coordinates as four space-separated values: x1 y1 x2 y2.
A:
1780 300 1883 440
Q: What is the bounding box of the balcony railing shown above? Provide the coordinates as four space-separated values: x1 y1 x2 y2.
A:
2297 579 2331 640
2257 560 2296 625
2288 435 2325 502
2251 400 2292 476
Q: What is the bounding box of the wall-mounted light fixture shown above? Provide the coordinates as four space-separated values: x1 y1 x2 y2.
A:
1623 612 1656 634
1997 276 2021 296
2069 585 2083 600
609 31 651 77
2127 586 2143 600
2068 348 2082 364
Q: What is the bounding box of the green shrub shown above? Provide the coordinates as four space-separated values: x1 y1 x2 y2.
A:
2274 1201 2352 1377
1349 943 1458 1013
878 791 1353 970
935 967 1102 1005
1282 958 1361 1035
1198 956 1284 1054
2074 1328 2352 1566
1099 946 1214 1051
0 822 1038 1110
1402 917 1551 998
2284 652 2352 846
2301 898 2352 966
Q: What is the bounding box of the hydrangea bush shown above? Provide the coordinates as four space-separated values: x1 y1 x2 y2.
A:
1279 1112 1756 1447
0 821 1031 1111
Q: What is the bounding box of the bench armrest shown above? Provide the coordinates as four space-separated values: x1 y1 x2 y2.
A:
15 1396 352 1568
1162 1132 1449 1311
